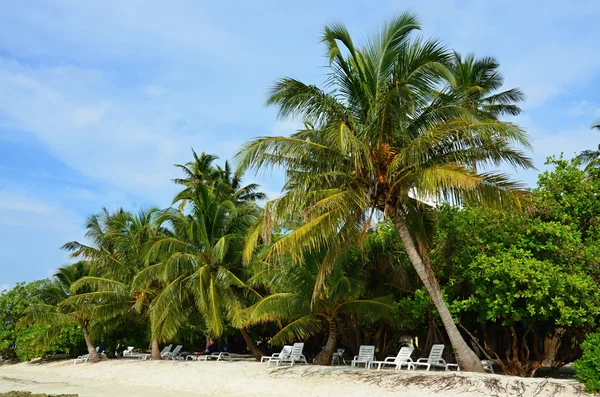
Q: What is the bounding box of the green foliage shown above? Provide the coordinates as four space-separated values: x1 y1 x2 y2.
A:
535 156 600 241
391 288 431 331
572 333 600 393
0 281 47 360
451 249 600 327
15 324 85 361
436 205 589 275
0 281 88 361
249 250 393 345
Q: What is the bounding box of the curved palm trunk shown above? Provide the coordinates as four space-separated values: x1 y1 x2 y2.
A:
240 327 264 361
82 325 101 363
314 319 337 365
392 214 483 372
151 337 161 360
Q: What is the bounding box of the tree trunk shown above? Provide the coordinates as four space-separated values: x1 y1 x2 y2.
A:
240 328 264 361
82 325 101 363
392 214 484 372
542 328 564 367
314 319 337 365
151 337 161 360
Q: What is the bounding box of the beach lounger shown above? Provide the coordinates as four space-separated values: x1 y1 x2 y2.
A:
481 359 494 373
412 344 446 371
444 360 492 373
351 345 375 368
123 346 150 360
195 352 232 361
163 344 183 360
274 343 307 367
368 346 414 370
73 346 107 364
160 344 173 358
261 345 292 363
331 348 346 365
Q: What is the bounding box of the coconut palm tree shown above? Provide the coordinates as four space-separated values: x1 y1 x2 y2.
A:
137 188 265 359
64 208 173 360
173 150 266 210
576 123 600 171
449 52 524 118
215 161 267 203
249 251 392 365
20 263 102 363
236 13 533 371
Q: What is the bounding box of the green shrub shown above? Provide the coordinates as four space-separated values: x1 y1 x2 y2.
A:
572 333 600 393
14 323 86 361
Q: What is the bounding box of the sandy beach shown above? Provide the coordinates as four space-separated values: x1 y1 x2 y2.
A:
0 360 588 397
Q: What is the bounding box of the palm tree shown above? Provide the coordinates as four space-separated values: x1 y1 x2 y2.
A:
137 189 265 359
449 52 524 118
576 123 600 171
249 251 392 365
173 150 266 210
64 208 171 360
236 13 533 371
20 263 102 363
215 161 267 203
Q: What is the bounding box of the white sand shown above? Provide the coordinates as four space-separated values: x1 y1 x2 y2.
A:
0 360 588 397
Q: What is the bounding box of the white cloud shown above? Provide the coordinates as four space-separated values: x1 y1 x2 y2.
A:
0 60 252 206
567 101 597 117
0 189 53 214
0 185 83 285
70 104 111 127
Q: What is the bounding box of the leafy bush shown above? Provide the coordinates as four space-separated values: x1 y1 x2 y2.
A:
572 333 600 393
15 323 86 361
0 281 46 360
0 282 87 361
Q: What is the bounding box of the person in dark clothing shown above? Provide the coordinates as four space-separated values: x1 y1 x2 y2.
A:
205 338 219 354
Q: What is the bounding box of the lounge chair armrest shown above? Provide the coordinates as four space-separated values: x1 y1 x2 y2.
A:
438 359 447 365
383 357 396 363
416 358 428 363
353 356 359 361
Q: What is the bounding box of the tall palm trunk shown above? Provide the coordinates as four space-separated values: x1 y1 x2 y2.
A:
82 324 101 363
314 319 337 365
240 327 264 361
392 213 483 372
151 337 161 360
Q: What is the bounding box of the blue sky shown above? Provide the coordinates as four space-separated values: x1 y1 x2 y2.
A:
1 0 600 289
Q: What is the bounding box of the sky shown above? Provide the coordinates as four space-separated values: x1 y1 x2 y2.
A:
1 0 600 289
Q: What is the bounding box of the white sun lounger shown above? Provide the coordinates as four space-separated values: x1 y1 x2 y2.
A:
262 345 292 363
159 344 173 359
273 343 307 367
73 346 107 364
163 344 183 360
194 352 232 361
412 344 446 371
443 359 494 372
123 346 150 360
351 345 375 368
369 346 415 370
